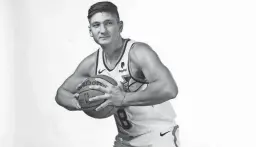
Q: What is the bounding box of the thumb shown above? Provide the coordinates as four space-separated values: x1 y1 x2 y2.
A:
74 93 79 99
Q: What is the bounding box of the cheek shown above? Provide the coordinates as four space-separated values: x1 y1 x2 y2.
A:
91 30 97 35
91 30 99 38
109 27 120 35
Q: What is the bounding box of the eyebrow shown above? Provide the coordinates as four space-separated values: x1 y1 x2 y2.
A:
91 19 116 24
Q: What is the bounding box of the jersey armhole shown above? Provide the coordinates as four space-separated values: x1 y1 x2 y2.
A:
128 43 149 84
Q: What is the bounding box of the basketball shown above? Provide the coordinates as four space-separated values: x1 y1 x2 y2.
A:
77 75 118 119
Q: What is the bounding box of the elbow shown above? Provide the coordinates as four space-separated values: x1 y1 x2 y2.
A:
55 95 60 105
164 85 178 100
171 88 178 99
55 88 75 111
55 89 62 106
55 94 61 106
55 92 70 110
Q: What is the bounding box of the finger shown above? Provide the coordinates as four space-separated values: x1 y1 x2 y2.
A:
89 85 109 93
72 98 81 109
76 83 83 90
95 78 114 88
89 93 111 102
73 93 79 99
76 78 88 90
95 100 111 111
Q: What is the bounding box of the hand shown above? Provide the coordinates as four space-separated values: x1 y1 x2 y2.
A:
74 77 89 101
71 96 82 110
71 78 88 110
88 78 126 111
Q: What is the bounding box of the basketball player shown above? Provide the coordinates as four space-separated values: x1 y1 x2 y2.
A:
55 1 179 147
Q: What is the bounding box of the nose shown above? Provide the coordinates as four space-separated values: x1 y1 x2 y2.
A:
99 24 107 34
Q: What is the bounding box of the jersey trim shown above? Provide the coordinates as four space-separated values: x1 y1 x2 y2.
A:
172 125 179 147
95 49 100 75
103 39 130 71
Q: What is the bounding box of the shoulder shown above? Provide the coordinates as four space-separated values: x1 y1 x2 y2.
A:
130 42 154 54
83 50 99 64
129 41 159 64
74 50 99 77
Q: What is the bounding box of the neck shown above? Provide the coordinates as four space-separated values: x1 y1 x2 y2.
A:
102 37 124 60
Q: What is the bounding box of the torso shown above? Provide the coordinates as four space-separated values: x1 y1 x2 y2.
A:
95 39 177 145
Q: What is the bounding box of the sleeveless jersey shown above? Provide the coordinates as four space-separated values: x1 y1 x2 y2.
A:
95 39 177 141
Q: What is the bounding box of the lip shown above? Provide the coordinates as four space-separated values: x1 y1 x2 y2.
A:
99 36 110 39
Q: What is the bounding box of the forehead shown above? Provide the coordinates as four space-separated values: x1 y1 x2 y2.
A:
89 12 117 23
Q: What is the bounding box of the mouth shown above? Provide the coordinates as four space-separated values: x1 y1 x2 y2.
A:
99 36 110 39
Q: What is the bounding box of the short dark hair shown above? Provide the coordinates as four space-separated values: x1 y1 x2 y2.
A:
87 1 120 21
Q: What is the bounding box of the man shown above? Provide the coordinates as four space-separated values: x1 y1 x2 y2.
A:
55 1 179 147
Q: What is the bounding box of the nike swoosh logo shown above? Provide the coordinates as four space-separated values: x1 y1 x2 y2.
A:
98 69 105 74
160 130 171 136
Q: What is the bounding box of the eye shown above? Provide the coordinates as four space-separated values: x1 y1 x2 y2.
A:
92 23 100 28
106 21 113 25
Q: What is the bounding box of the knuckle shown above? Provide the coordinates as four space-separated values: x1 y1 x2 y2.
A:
106 93 111 98
107 89 112 93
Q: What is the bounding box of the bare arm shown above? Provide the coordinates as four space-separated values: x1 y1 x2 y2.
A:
122 43 178 106
55 52 97 110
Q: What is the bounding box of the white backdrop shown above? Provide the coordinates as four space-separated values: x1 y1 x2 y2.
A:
1 0 256 147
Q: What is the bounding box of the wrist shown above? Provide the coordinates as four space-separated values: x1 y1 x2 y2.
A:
121 92 127 107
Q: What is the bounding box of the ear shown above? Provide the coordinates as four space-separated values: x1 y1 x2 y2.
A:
118 21 123 32
88 26 93 37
